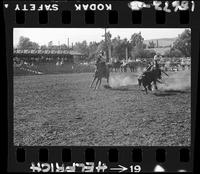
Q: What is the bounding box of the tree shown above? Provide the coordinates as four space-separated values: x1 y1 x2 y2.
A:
17 36 39 49
110 37 131 60
140 49 156 58
164 48 183 57
88 42 99 62
130 32 145 60
148 41 156 48
73 41 89 62
130 32 144 48
48 41 53 48
60 44 68 50
172 29 191 57
95 31 112 61
40 45 48 50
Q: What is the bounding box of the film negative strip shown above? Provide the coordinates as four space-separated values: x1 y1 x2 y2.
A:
3 0 199 173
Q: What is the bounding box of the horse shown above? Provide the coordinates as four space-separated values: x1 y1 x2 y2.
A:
110 61 122 72
127 62 135 72
138 68 168 94
120 62 128 72
90 61 110 89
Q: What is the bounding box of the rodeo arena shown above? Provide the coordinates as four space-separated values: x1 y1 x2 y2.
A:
14 29 191 146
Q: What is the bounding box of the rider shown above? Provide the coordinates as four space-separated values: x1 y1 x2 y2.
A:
141 53 161 78
146 54 160 71
95 51 106 74
95 53 102 74
153 54 162 79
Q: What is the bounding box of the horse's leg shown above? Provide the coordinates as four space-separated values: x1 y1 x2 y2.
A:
144 85 148 94
148 84 152 91
153 80 158 90
90 76 97 88
107 76 109 85
94 78 99 90
138 79 141 89
98 78 102 89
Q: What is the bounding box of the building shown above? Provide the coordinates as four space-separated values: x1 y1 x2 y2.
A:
13 49 84 63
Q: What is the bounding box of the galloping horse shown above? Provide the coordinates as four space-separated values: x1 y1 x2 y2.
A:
90 61 110 89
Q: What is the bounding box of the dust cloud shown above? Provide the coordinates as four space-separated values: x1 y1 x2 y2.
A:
109 75 137 88
108 67 145 88
159 70 191 91
108 69 191 91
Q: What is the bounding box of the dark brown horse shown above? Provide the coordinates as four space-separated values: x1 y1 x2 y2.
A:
90 61 110 89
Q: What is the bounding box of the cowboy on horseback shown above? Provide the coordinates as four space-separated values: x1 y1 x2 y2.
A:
90 51 109 89
146 54 160 71
95 51 107 74
141 54 161 78
94 51 103 74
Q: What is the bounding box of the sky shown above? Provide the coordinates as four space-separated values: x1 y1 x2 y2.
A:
13 28 187 47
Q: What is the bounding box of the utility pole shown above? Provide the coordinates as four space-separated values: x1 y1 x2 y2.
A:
104 28 109 62
68 38 70 49
58 41 60 50
125 47 128 62
102 28 109 62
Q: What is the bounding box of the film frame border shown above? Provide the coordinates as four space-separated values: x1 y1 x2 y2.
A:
3 0 199 173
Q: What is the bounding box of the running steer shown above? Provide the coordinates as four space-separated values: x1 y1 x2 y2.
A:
90 61 110 89
138 69 168 94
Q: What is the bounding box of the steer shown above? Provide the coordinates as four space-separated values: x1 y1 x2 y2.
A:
138 69 167 94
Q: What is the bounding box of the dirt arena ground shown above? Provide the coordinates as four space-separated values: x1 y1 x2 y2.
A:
14 72 191 146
